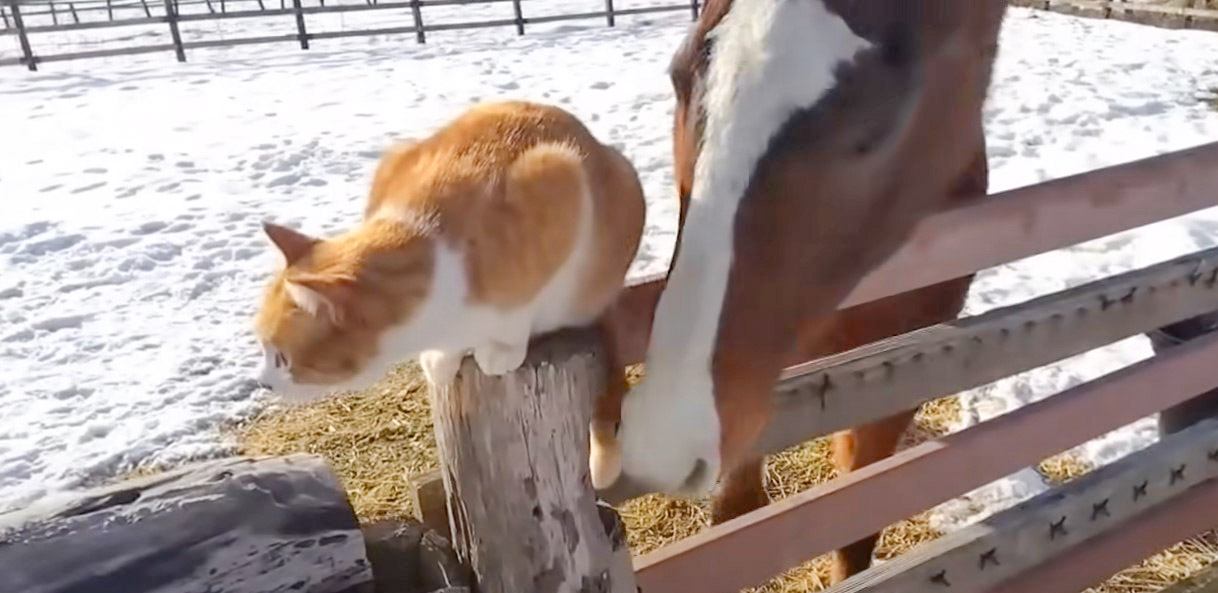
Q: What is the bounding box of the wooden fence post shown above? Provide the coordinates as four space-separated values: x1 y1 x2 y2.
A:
1 5 8 28
690 0 699 20
8 0 36 72
604 0 614 26
410 0 424 43
68 2 77 23
511 0 523 34
292 0 309 49
429 329 636 593
140 0 150 17
162 0 185 62
105 0 112 20
49 0 57 24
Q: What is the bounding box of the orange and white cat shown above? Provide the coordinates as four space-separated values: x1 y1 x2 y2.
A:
251 100 646 404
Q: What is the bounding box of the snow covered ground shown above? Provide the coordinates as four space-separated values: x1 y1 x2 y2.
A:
2 4 1218 526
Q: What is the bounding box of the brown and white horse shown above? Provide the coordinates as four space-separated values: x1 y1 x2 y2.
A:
597 0 1006 582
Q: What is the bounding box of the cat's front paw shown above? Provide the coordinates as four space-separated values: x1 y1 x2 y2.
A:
474 341 528 376
418 350 463 386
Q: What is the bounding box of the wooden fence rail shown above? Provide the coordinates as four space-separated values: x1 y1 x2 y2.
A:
0 0 703 70
392 141 1218 593
827 418 1218 593
633 330 1218 593
1009 0 1218 31
0 146 1214 593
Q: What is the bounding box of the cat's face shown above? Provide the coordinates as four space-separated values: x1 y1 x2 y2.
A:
251 222 427 403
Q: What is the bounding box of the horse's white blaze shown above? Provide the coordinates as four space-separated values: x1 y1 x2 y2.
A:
614 0 870 495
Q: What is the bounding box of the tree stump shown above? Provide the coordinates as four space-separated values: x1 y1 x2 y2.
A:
0 454 372 593
429 329 636 593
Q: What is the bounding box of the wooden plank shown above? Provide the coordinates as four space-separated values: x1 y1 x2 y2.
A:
8 0 36 71
291 0 307 49
825 418 1218 593
410 0 423 43
162 0 184 62
429 329 634 593
25 42 176 63
1015 0 1218 24
759 245 1218 457
594 244 1218 504
182 32 298 48
607 142 1218 369
0 16 165 36
632 332 1218 593
510 0 522 34
608 4 686 17
410 243 1218 508
988 481 1218 593
305 26 416 41
413 243 1218 511
0 455 373 593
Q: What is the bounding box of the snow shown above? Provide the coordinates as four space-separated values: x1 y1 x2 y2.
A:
1 3 1218 530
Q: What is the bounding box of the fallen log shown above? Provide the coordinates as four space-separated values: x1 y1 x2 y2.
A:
0 454 372 593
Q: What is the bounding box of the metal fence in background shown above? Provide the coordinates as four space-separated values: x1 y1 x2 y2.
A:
0 0 702 70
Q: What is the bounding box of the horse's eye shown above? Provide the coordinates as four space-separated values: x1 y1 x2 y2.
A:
274 353 288 369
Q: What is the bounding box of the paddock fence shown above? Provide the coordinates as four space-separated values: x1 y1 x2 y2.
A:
6 142 1218 593
1009 0 1218 30
411 140 1218 593
4 0 1218 71
0 0 703 70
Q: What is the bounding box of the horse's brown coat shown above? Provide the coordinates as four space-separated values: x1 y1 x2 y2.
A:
604 0 1005 582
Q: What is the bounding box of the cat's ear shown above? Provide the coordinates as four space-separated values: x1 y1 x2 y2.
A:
285 273 358 326
263 221 318 266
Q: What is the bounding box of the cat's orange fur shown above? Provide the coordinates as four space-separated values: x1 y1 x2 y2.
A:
251 100 645 405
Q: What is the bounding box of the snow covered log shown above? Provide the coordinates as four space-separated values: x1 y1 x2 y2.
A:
429 328 636 593
0 454 373 593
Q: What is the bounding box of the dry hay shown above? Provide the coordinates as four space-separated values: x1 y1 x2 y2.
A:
236 361 1217 592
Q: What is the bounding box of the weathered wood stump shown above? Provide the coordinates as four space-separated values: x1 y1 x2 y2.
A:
429 329 635 593
0 454 372 593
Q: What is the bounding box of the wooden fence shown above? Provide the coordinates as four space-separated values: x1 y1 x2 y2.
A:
0 0 703 70
423 140 1218 593
4 140 1218 593
1008 0 1218 30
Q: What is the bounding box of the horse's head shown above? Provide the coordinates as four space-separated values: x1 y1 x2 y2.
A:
597 0 1006 497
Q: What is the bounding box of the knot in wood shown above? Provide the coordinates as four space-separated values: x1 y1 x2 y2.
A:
1170 464 1187 485
1049 516 1068 540
1090 499 1110 521
1133 480 1149 501
978 548 999 570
